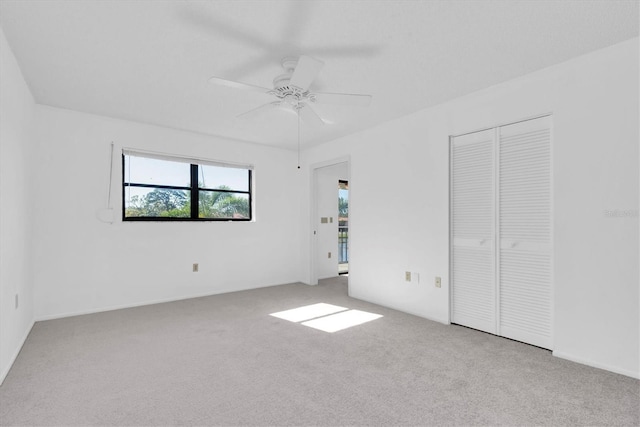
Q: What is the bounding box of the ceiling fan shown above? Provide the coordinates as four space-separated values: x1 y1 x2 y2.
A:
208 55 372 126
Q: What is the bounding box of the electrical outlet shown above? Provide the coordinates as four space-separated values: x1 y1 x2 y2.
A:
193 263 199 272
405 271 411 282
435 276 441 288
328 252 332 259
15 294 18 309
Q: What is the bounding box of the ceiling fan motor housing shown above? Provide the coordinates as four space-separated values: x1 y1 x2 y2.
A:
272 57 314 107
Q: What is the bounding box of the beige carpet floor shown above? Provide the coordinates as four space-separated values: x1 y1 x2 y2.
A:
1 276 638 426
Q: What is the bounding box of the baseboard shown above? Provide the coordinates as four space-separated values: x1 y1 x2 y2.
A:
0 319 35 386
553 350 640 379
348 291 450 325
35 281 302 322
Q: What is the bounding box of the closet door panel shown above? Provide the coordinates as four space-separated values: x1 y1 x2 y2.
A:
498 116 552 349
451 129 496 334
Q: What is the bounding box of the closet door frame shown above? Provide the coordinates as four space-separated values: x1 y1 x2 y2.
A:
449 114 554 350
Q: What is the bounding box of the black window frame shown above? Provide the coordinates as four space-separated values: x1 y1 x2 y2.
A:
122 154 252 222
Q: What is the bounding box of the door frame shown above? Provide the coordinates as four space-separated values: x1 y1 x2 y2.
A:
309 156 351 286
338 179 349 275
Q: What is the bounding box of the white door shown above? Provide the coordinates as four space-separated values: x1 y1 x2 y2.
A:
450 129 496 334
498 116 553 349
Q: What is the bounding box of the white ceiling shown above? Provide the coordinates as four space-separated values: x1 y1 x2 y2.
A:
1 0 637 150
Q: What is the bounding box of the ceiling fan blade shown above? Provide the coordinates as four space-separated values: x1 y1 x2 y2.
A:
313 92 372 107
180 7 276 51
236 102 282 120
209 77 272 95
281 2 313 42
289 55 324 91
298 104 325 127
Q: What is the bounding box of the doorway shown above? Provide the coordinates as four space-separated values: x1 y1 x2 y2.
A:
338 180 349 275
310 159 350 286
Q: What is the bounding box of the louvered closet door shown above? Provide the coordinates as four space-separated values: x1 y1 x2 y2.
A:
498 116 552 349
451 129 496 334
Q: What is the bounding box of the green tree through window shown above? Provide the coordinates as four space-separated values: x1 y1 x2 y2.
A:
123 152 252 221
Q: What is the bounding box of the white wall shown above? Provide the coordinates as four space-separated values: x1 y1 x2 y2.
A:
301 38 639 378
314 162 348 279
0 27 36 383
31 105 303 319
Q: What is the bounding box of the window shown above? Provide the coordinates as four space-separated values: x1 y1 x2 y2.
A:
122 150 252 221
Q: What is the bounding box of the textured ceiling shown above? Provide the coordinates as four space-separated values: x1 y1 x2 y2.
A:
0 0 638 150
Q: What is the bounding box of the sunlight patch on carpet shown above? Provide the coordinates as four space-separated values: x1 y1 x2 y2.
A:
301 309 383 333
270 303 382 333
270 303 348 322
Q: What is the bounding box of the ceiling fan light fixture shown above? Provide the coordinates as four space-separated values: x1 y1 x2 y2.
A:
283 94 298 106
